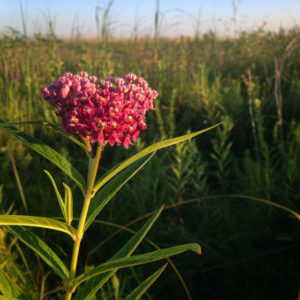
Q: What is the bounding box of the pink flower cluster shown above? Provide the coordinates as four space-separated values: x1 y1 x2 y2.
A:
42 72 158 148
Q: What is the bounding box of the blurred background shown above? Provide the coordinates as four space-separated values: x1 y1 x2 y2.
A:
0 1 299 299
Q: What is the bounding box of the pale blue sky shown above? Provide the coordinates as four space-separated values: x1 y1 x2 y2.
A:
1 0 300 38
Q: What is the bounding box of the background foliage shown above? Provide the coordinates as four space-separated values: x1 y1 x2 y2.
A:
0 23 299 299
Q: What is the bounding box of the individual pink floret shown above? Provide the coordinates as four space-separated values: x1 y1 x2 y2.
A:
42 72 158 149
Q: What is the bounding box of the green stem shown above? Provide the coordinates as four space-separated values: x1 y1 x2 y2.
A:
66 144 103 300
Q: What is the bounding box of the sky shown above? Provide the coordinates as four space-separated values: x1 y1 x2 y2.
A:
1 0 300 38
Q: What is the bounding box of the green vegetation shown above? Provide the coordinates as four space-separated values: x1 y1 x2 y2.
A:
0 26 299 299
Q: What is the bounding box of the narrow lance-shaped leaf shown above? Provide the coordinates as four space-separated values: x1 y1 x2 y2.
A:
44 170 67 222
7 120 88 155
84 153 154 231
74 206 164 300
63 182 73 225
0 297 25 300
0 215 76 238
0 268 21 298
125 264 168 300
4 226 69 280
71 243 201 288
87 218 192 299
0 119 86 193
93 123 221 194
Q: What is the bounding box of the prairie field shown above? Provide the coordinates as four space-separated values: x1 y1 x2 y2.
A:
0 25 300 299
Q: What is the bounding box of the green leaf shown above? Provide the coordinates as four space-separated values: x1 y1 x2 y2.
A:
74 206 164 300
93 123 221 194
71 243 200 289
63 182 73 225
44 170 74 225
0 268 21 298
91 219 193 300
4 226 69 280
84 153 154 231
125 264 167 300
8 120 88 155
0 119 86 193
44 170 67 222
0 215 76 238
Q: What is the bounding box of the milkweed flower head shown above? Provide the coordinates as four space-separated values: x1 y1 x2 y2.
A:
42 72 158 148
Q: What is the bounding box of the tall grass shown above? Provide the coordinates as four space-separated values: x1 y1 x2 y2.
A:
0 22 299 299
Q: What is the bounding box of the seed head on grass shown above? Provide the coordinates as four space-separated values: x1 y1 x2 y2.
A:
42 72 158 148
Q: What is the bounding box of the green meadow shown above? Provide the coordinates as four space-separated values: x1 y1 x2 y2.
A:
0 23 299 299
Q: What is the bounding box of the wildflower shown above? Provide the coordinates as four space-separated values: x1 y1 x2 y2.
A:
42 72 158 149
11 71 20 81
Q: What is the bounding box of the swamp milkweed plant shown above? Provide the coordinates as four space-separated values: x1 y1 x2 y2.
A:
0 71 219 299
